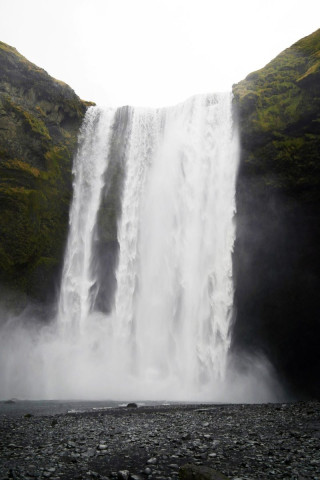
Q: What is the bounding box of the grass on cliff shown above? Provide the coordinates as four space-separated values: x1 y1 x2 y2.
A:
233 28 320 199
0 40 93 303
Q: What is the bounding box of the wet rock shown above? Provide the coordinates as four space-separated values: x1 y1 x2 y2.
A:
0 41 92 306
179 464 230 480
98 444 108 450
117 470 130 480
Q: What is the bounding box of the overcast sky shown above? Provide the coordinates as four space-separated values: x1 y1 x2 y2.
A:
0 0 319 107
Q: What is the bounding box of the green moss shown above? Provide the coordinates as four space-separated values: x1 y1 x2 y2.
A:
3 96 51 140
45 145 69 168
233 28 320 201
0 40 92 305
298 60 320 80
3 159 41 177
232 29 320 398
0 41 43 73
23 109 51 140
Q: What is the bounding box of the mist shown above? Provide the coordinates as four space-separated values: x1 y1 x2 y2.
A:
0 307 284 403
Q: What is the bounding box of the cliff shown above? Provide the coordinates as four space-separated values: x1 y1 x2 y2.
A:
1 32 319 397
0 41 93 308
232 29 320 398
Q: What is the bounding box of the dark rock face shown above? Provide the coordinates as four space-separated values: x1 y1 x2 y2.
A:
232 29 320 398
0 41 93 309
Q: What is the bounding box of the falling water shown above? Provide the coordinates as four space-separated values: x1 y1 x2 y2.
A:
5 92 283 403
56 93 239 399
58 107 116 334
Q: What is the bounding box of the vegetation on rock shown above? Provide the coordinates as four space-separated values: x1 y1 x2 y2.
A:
232 29 320 398
233 29 320 199
0 41 94 308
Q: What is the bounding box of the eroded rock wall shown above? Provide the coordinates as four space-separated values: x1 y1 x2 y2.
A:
232 29 320 398
0 41 93 309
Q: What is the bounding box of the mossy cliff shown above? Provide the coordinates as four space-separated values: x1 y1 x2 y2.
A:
232 29 320 398
0 41 93 308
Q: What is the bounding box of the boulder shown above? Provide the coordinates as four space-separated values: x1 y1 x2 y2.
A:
179 464 230 480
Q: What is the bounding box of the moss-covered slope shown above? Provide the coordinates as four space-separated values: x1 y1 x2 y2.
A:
233 28 320 199
232 29 320 398
0 41 93 307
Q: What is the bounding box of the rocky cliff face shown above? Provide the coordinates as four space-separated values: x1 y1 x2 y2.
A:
0 42 93 309
232 29 320 398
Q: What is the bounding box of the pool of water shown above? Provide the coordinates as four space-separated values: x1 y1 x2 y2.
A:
0 399 174 417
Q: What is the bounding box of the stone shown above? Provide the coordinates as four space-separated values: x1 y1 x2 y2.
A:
0 400 319 480
117 471 130 480
98 444 108 450
86 448 96 457
179 464 230 480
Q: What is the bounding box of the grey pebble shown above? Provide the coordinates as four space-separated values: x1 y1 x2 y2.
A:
117 470 130 480
0 402 319 480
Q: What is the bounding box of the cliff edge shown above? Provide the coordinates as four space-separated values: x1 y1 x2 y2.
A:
0 42 93 308
232 29 320 398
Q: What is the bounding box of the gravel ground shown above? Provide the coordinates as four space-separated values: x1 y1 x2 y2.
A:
0 401 319 480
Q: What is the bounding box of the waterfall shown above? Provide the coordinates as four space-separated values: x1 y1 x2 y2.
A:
0 94 283 403
55 93 239 399
58 107 116 334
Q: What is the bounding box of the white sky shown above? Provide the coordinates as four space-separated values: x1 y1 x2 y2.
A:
0 0 319 107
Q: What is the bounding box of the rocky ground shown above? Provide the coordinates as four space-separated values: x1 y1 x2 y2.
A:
0 402 319 480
